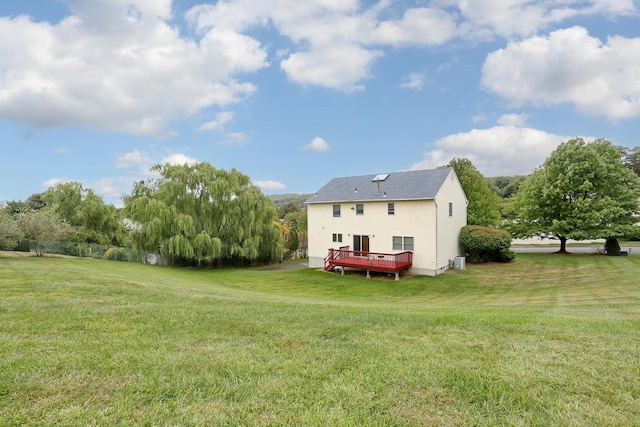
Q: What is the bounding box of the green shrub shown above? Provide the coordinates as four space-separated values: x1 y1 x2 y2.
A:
460 225 514 263
52 241 81 257
104 248 127 261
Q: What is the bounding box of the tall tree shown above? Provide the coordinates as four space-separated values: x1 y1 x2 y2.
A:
17 210 72 256
0 212 24 250
43 182 84 221
277 201 302 219
282 210 308 257
123 162 283 265
43 182 123 244
487 175 527 200
3 192 49 217
506 138 640 252
446 158 501 226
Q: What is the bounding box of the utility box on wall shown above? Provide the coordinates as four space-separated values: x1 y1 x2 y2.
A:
453 256 465 270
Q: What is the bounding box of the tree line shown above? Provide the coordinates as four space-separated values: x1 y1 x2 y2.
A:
1 163 290 266
448 140 640 254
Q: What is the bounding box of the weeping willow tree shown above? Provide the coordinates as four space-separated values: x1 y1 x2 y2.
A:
43 182 124 245
123 162 283 266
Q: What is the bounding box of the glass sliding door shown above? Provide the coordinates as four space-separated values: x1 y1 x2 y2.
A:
353 235 370 255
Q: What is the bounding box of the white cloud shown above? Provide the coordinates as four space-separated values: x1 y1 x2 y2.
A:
281 44 382 92
497 113 529 127
411 126 575 176
304 136 331 152
1 0 637 132
116 149 151 168
0 0 266 137
482 27 640 120
88 177 125 202
369 7 458 46
253 179 286 191
43 177 70 189
449 0 636 38
197 111 235 132
594 0 637 14
451 0 579 38
184 0 637 94
400 72 426 91
160 153 198 166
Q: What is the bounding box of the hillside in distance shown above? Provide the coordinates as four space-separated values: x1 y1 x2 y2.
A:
269 193 311 209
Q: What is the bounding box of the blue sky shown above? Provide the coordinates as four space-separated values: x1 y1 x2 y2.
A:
1 0 640 206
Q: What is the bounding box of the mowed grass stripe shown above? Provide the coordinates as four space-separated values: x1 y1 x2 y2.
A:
1 252 639 426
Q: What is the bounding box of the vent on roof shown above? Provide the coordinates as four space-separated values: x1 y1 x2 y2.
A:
372 173 389 182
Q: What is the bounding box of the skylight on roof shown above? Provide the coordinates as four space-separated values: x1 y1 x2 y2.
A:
372 173 389 182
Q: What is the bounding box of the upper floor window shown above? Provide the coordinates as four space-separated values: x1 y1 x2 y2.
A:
356 203 364 215
333 204 341 217
388 203 395 215
448 202 453 217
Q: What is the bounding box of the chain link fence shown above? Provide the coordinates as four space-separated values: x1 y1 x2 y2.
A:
14 239 162 265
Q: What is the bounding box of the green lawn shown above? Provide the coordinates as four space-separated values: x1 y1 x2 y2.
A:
1 252 639 426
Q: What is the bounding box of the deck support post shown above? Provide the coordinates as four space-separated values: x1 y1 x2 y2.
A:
395 272 400 281
366 270 370 278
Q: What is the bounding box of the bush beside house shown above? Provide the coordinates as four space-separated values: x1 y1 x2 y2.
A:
460 225 515 263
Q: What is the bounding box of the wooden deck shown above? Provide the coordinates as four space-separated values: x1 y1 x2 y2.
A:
324 247 413 280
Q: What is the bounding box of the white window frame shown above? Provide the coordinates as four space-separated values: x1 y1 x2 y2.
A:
392 236 414 251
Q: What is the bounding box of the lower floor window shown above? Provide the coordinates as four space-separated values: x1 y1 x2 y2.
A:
393 236 414 251
332 233 343 243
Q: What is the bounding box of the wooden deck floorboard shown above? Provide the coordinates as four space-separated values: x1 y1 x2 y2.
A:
330 256 411 273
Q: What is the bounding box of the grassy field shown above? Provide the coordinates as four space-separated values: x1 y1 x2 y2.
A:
1 252 639 426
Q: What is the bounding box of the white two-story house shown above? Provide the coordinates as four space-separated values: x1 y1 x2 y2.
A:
305 168 467 277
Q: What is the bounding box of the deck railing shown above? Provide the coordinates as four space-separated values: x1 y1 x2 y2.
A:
325 247 413 272
324 246 350 270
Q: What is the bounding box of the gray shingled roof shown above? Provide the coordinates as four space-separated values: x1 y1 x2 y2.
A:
305 168 453 204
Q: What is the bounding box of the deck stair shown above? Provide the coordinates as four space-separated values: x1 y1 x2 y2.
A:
324 246 349 271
